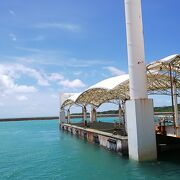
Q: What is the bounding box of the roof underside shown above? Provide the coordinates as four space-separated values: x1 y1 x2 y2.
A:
61 54 180 109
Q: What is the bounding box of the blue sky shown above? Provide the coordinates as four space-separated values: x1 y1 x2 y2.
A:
0 0 180 117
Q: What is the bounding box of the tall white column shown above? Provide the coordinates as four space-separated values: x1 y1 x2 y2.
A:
173 83 179 135
124 0 147 99
124 0 157 161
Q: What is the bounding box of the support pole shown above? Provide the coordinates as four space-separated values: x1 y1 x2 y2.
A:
169 64 176 134
59 93 65 124
60 108 65 124
121 101 126 125
124 0 157 161
67 109 71 124
90 105 96 123
82 106 87 126
118 103 122 125
83 106 87 122
173 82 179 135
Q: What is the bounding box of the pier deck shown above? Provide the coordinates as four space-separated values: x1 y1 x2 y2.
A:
71 122 127 136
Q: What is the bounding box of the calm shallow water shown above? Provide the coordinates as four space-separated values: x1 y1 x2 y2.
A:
0 120 180 180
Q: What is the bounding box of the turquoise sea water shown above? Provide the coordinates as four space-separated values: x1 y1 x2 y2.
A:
0 120 180 180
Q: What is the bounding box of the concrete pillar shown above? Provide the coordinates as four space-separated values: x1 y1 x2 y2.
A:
90 105 96 123
126 99 156 161
67 109 71 124
83 106 87 122
173 83 179 135
59 93 65 124
118 104 123 124
90 106 92 123
121 101 126 125
60 108 65 124
124 0 157 161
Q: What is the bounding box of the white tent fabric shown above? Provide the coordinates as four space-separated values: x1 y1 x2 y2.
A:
61 54 180 109
88 74 129 90
61 93 81 108
147 54 180 96
75 74 129 107
61 74 129 108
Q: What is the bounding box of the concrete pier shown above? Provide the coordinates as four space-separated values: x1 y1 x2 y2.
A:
60 123 128 155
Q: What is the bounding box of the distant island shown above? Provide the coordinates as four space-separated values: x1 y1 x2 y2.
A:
0 105 177 122
71 105 179 116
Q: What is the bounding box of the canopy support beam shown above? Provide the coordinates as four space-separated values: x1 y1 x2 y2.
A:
67 109 71 124
60 108 65 124
173 81 179 135
90 105 97 123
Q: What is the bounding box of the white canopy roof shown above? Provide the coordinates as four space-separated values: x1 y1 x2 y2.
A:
147 54 180 96
88 74 129 90
61 74 129 108
75 74 129 107
60 93 82 108
61 54 180 109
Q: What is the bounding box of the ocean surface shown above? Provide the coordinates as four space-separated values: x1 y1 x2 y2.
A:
0 119 180 180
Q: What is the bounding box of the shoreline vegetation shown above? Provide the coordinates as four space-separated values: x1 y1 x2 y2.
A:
71 105 179 116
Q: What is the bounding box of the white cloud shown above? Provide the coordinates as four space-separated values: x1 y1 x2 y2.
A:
48 73 64 81
0 61 87 118
0 62 86 94
16 95 28 101
0 74 37 95
9 9 16 16
9 33 17 41
31 35 45 41
65 58 111 68
0 75 14 89
0 64 42 95
0 74 37 93
36 22 80 32
59 79 86 89
104 66 126 76
74 71 82 76
13 85 37 93
10 64 50 86
0 92 60 118
15 47 42 53
4 53 113 69
51 94 58 99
